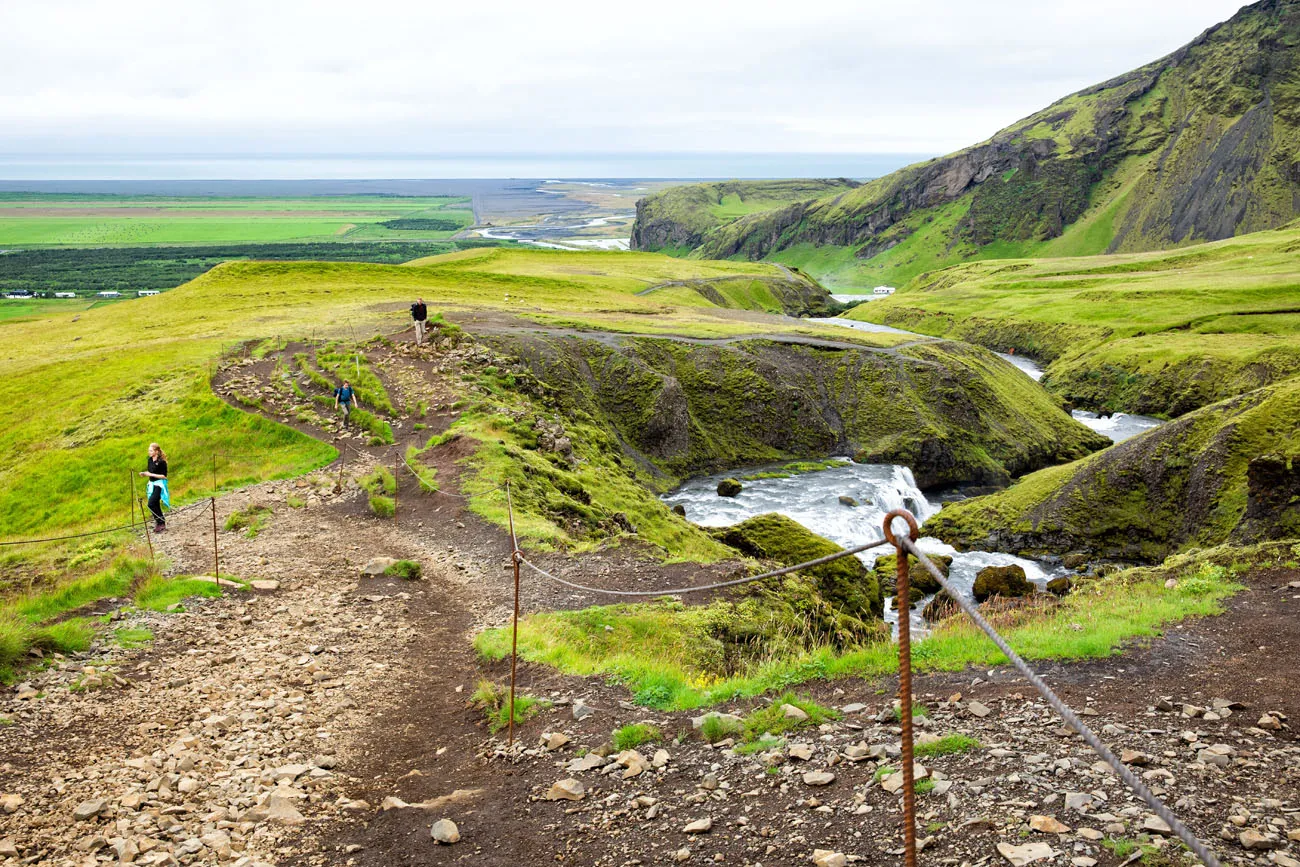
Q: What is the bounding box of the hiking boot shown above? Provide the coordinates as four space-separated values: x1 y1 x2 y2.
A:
154 524 166 533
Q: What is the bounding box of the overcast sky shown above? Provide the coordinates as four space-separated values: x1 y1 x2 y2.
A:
0 0 1249 160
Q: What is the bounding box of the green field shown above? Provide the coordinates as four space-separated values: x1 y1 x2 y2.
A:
0 194 474 247
847 223 1300 414
0 248 894 553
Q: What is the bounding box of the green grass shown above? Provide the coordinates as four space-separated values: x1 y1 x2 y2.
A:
700 714 743 743
742 693 838 740
612 723 663 751
112 626 153 649
469 678 550 733
223 504 273 538
9 556 151 623
133 575 227 611
0 556 155 681
915 734 980 757
733 735 784 755
475 552 1242 710
382 560 422 580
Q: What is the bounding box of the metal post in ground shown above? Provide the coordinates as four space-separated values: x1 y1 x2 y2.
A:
506 481 521 749
884 509 921 867
130 471 138 527
393 450 400 526
211 497 220 593
140 498 154 563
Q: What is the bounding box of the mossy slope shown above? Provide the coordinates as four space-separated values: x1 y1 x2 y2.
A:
929 378 1300 560
490 333 1109 491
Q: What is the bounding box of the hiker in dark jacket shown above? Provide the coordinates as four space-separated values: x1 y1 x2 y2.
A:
139 442 169 533
334 380 357 425
411 298 428 344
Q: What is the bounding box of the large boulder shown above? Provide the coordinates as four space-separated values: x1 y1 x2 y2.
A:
871 554 952 596
717 478 743 497
972 564 1035 602
711 513 885 649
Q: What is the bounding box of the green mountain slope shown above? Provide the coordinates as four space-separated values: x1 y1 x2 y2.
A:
634 0 1300 287
629 179 860 255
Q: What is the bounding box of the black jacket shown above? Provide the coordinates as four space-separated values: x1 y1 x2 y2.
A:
410 302 428 322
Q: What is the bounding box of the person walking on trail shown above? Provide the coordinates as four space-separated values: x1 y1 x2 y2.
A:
334 380 357 425
410 297 428 345
139 443 169 533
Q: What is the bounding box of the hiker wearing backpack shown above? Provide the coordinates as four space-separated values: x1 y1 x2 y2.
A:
334 380 357 425
410 297 428 344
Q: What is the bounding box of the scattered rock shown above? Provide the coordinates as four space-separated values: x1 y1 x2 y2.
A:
967 700 992 718
430 819 460 844
360 557 398 577
572 699 595 721
802 771 836 786
1239 829 1280 850
781 703 810 722
812 851 848 867
1142 816 1172 836
838 496 858 508
0 794 22 814
997 841 1058 866
72 799 106 822
546 779 586 801
1029 815 1071 834
683 818 713 834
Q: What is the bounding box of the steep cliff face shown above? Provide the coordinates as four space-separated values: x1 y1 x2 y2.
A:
636 0 1300 281
491 334 1109 490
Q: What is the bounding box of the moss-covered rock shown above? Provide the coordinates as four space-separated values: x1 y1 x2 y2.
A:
972 565 1035 602
871 553 952 596
711 513 884 646
717 478 743 497
1045 576 1073 597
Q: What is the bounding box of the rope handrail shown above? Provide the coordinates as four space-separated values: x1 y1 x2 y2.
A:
515 537 890 597
0 496 212 547
898 534 1222 867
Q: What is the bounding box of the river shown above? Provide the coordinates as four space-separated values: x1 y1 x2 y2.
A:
663 315 1164 634
664 462 1069 633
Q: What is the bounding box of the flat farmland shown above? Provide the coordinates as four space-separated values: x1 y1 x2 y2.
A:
0 194 475 246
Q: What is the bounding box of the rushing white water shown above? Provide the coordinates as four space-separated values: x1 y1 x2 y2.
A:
664 461 1067 633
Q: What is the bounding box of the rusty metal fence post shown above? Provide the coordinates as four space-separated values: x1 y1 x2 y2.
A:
139 498 154 563
884 509 920 867
506 481 521 749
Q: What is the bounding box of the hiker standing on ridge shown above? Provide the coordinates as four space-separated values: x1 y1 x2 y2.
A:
410 297 428 345
334 380 357 426
139 442 169 533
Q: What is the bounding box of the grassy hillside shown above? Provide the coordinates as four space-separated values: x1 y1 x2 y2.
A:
637 0 1300 287
0 248 872 547
848 223 1300 416
629 180 860 255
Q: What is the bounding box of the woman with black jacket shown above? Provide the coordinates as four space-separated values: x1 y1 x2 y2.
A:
140 442 169 532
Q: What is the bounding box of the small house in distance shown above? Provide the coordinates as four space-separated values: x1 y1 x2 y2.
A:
137 290 160 296
873 286 896 296
96 290 122 298
53 291 78 299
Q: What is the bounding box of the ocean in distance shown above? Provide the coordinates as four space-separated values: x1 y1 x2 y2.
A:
0 152 933 184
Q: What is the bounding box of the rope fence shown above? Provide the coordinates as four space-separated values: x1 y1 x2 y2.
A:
495 486 1223 867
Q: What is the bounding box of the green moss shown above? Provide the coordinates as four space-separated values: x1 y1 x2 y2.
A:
383 559 422 580
713 513 884 629
223 504 272 538
612 723 663 750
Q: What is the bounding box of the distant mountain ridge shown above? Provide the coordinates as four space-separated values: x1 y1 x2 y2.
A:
631 0 1300 285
